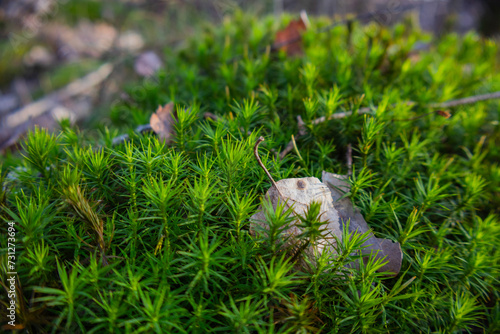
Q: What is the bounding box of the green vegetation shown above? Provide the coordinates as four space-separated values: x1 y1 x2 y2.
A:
1 13 500 333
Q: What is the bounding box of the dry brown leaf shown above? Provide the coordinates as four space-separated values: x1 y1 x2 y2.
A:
250 177 342 262
436 110 451 118
150 102 175 143
250 172 402 275
273 16 308 56
322 171 402 275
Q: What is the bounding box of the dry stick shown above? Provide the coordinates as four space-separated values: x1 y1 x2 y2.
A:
254 136 286 200
279 138 296 160
278 115 309 159
310 105 376 126
0 63 115 151
392 109 452 122
279 91 500 159
5 63 114 129
431 90 500 108
254 136 306 222
392 110 439 122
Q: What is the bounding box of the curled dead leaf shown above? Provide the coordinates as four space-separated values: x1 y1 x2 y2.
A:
436 110 451 118
250 171 403 275
273 13 308 56
250 177 342 253
322 171 402 275
150 102 175 143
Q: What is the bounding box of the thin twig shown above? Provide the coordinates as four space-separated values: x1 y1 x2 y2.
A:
310 105 376 126
392 109 449 122
109 89 500 152
430 91 500 108
278 91 500 158
279 134 300 159
254 136 285 199
297 115 306 135
5 63 114 129
278 116 307 159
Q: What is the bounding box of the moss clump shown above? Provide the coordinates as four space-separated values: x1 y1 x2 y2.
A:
1 13 500 333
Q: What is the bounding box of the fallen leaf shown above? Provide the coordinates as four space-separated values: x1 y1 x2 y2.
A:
150 102 175 143
322 171 402 275
436 110 451 118
273 15 308 56
250 177 342 260
250 172 402 275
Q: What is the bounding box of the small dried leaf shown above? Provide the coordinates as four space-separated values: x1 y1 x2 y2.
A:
250 172 402 276
322 171 402 275
436 110 451 118
273 16 307 56
150 102 175 143
250 177 342 259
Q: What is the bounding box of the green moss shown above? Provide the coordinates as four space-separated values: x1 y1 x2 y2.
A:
1 13 499 333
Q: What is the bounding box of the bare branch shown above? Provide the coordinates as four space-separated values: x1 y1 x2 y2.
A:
254 136 286 199
278 91 500 158
430 91 500 109
5 63 114 129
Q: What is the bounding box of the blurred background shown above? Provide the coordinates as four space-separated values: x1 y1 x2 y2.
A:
0 0 499 151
